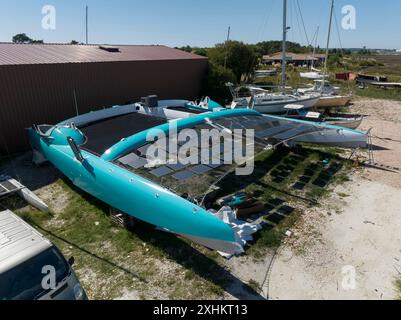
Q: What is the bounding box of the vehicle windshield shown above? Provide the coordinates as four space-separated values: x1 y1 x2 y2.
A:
0 247 70 300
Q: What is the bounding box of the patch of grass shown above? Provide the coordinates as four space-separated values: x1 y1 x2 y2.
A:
247 279 262 294
355 86 401 102
337 192 350 198
250 209 302 259
395 279 401 300
184 270 196 281
2 177 242 300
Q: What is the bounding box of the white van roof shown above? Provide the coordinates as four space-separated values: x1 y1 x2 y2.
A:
0 210 52 274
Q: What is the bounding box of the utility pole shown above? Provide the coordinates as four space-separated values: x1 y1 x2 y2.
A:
224 26 231 69
86 5 89 45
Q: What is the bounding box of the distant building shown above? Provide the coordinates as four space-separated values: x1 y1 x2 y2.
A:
262 52 326 67
0 43 208 154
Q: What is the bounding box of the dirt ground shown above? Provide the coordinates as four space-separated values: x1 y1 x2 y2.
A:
268 98 401 300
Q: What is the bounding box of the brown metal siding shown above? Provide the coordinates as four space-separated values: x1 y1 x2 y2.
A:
0 59 208 155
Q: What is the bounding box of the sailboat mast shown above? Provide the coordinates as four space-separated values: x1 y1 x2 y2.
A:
311 26 319 70
323 0 335 87
281 0 288 91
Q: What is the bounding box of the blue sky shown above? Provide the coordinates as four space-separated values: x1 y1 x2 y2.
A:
0 0 400 49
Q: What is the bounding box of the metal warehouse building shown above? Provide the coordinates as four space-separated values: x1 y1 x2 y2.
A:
0 43 208 155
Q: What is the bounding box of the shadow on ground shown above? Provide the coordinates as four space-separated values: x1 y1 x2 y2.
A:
129 221 266 300
0 152 60 190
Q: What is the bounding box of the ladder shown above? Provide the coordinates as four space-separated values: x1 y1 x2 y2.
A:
0 176 24 197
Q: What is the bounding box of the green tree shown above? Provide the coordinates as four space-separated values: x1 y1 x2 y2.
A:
253 40 310 57
192 48 208 57
70 40 79 45
176 45 193 53
327 53 343 69
208 41 256 82
201 62 236 104
12 33 43 44
12 33 32 43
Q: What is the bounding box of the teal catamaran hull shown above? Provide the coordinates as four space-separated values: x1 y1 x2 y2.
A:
28 104 368 255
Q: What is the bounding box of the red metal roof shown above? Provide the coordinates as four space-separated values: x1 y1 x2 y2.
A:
0 43 207 66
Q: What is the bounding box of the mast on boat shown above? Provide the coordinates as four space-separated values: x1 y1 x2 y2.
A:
281 0 288 92
322 0 335 90
311 26 320 71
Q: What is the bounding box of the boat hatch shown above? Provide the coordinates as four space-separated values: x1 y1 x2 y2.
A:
79 112 167 155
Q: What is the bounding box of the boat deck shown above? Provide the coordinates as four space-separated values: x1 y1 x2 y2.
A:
167 106 204 114
80 112 167 155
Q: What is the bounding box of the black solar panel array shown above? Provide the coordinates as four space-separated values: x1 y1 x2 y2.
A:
115 114 327 199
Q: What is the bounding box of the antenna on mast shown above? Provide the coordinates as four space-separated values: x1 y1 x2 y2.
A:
85 5 89 44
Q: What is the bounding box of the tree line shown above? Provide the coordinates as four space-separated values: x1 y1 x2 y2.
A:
12 33 80 45
177 40 319 103
177 41 361 103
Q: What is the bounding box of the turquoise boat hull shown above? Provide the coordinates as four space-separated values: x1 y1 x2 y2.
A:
28 110 261 254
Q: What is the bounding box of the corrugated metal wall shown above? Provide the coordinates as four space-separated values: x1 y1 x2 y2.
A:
0 59 208 155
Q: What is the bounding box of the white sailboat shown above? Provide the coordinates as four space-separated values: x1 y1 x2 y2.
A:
298 79 352 108
300 69 326 80
230 0 320 114
300 27 326 80
298 0 352 109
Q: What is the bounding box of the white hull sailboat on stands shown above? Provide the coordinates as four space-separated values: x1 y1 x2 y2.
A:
298 0 352 109
230 0 320 115
298 80 352 109
300 67 326 81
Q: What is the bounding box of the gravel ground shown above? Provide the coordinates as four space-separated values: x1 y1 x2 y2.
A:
268 98 401 300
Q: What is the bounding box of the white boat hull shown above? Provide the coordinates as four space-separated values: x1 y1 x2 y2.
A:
300 72 325 80
315 95 352 108
252 95 320 114
294 127 367 149
326 117 363 130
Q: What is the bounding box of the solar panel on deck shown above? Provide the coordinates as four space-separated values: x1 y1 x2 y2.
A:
172 170 196 181
273 126 314 140
167 163 186 171
80 112 166 155
206 163 224 169
190 165 213 175
127 157 148 169
150 166 174 177
119 153 140 165
255 124 294 138
0 181 18 191
137 144 151 156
